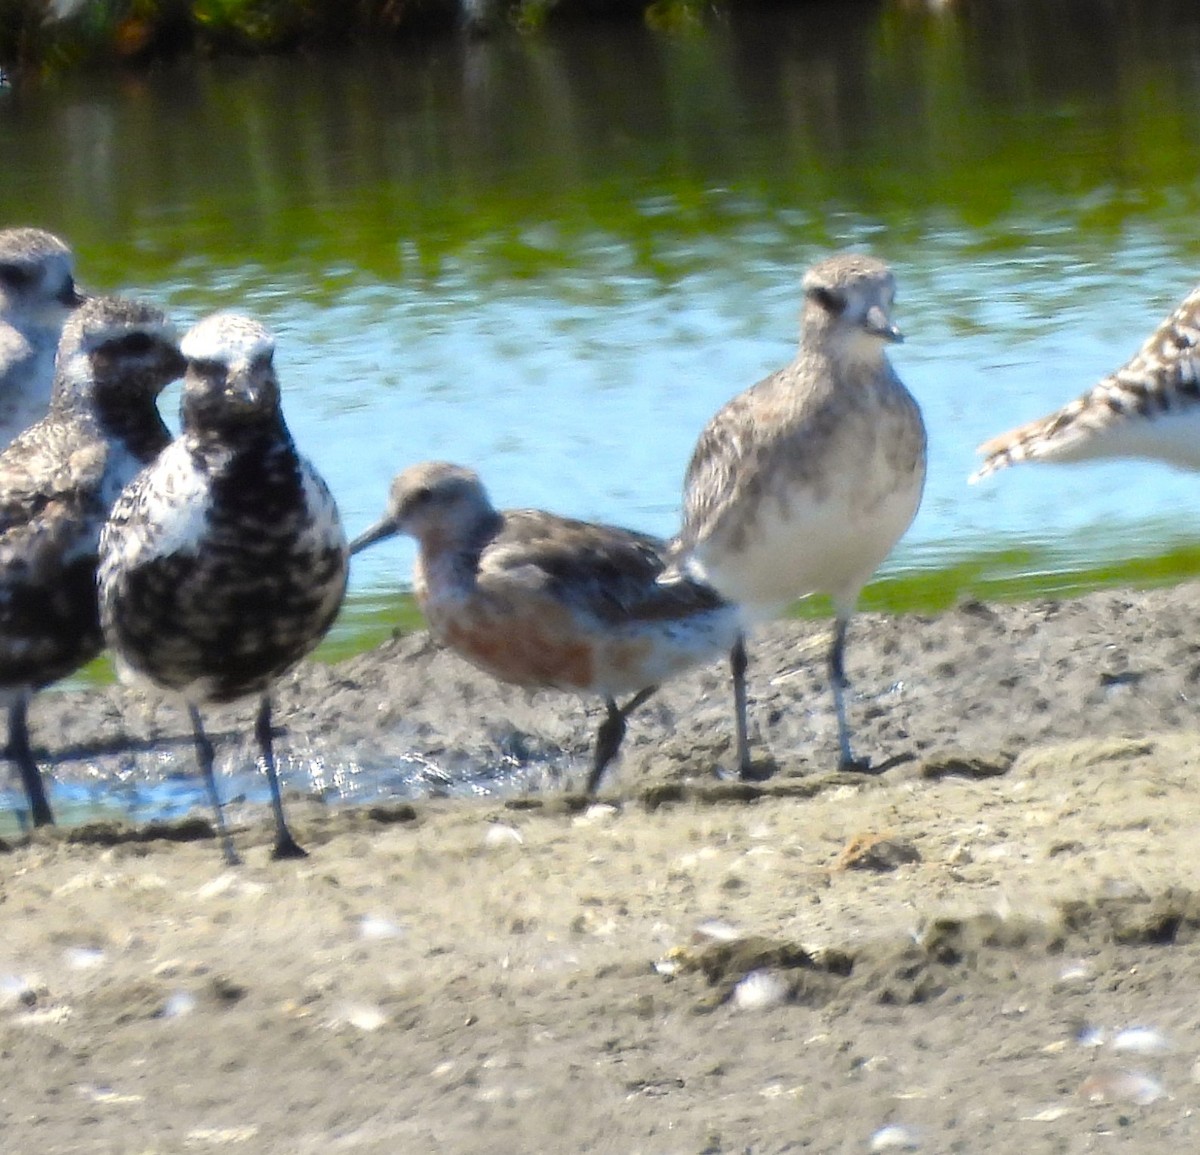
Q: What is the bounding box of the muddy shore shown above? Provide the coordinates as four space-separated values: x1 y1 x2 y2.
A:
6 583 1200 1152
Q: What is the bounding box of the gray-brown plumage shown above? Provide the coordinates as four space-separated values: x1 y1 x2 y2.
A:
99 313 348 864
0 295 181 827
0 227 85 449
349 461 740 793
972 282 1200 480
678 253 927 777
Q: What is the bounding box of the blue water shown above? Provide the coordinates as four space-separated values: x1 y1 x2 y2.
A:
3 7 1200 629
150 225 1200 607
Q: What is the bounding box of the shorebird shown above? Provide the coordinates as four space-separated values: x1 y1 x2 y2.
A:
99 313 348 864
677 252 927 777
349 461 741 794
972 281 1200 480
0 227 85 450
0 295 180 827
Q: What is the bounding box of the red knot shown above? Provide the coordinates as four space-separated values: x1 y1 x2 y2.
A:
350 461 741 794
99 312 348 864
973 280 1200 480
677 252 927 776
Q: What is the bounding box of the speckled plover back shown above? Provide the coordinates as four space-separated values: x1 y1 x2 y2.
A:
972 281 1200 480
0 295 180 827
677 253 927 777
0 228 85 450
99 313 348 864
350 461 740 794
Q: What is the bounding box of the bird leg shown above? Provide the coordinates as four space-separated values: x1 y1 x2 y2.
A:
189 705 241 866
255 696 307 860
585 686 658 795
10 695 53 828
829 615 869 771
731 635 753 778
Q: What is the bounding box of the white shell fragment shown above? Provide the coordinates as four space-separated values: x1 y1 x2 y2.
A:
0 975 36 1006
870 1123 921 1151
484 823 524 847
730 969 790 1012
80 1084 144 1105
329 1002 387 1032
694 919 742 943
1077 1070 1167 1106
1020 1107 1073 1122
160 991 197 1019
183 1125 260 1145
571 804 618 828
358 915 404 940
63 947 105 970
1112 1027 1170 1054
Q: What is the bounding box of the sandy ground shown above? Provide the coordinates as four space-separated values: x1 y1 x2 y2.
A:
7 584 1200 1152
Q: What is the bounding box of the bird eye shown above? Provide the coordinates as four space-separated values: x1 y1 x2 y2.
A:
808 285 845 315
411 486 433 505
0 263 35 290
189 358 226 376
113 332 155 356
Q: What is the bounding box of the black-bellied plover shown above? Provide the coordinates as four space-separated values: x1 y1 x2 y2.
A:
99 312 348 864
972 281 1200 479
0 227 85 449
0 295 181 827
349 461 740 793
677 252 927 777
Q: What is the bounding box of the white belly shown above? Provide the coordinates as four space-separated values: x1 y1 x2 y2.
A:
1053 405 1200 470
693 456 924 618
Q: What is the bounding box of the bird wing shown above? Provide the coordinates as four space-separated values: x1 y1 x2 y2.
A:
479 510 725 626
0 421 108 534
679 383 767 553
971 284 1200 481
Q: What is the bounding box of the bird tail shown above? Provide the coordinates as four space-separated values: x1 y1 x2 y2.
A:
969 396 1094 483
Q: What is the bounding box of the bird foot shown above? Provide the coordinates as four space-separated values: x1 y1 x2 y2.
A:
271 836 309 861
738 758 777 783
715 756 777 783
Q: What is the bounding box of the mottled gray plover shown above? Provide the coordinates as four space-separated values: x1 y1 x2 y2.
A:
678 253 927 776
0 295 180 827
350 461 740 793
972 281 1200 479
99 313 348 864
0 228 84 450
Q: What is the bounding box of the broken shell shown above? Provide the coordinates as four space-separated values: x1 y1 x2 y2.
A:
730 969 790 1012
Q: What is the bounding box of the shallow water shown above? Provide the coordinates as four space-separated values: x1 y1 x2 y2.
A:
4 0 1200 814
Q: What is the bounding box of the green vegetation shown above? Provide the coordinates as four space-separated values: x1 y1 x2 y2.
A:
0 0 716 70
0 0 453 69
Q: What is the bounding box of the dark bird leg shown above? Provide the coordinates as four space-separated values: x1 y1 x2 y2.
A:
255 696 307 860
10 695 53 828
585 686 658 795
731 634 753 779
189 705 240 867
829 614 869 771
